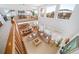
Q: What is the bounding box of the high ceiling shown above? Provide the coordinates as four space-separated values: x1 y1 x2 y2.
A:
0 4 44 10
0 4 57 10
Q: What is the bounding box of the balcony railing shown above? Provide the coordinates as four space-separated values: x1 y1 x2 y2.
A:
4 19 27 54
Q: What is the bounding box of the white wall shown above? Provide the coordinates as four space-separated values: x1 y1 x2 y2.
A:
38 5 79 40
0 14 5 24
0 21 11 54
69 5 79 36
0 4 39 10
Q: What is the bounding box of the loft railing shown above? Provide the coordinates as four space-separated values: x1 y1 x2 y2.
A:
4 19 27 54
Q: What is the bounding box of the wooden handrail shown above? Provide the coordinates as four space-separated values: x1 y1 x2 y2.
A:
14 19 27 54
4 22 14 54
4 19 27 54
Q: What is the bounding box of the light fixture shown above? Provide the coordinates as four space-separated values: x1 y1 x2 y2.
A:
40 33 43 36
29 35 32 38
33 33 36 36
46 36 49 39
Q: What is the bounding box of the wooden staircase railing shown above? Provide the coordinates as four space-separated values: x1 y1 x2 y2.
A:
4 25 14 54
4 19 27 54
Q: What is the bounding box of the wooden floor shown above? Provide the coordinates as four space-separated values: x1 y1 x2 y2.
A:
18 23 59 54
23 35 59 54
1 21 59 54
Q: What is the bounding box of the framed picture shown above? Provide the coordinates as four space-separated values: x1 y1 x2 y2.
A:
0 21 3 27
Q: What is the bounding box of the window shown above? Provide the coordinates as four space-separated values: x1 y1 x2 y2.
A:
46 5 56 18
31 10 38 20
3 9 16 20
26 10 32 16
63 36 79 53
7 10 16 17
32 9 38 16
18 10 26 16
25 10 38 20
58 4 75 19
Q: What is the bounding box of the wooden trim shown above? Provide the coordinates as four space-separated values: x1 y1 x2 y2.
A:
4 26 13 54
15 22 27 54
4 19 27 54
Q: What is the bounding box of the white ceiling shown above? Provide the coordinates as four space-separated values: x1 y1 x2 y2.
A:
0 4 43 10
0 4 57 10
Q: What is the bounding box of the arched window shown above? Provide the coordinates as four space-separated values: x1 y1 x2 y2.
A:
46 5 56 18
58 4 75 19
32 9 38 16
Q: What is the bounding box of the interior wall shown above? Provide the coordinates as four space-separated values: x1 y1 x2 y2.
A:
0 14 5 24
0 11 11 53
0 21 11 54
38 5 79 40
